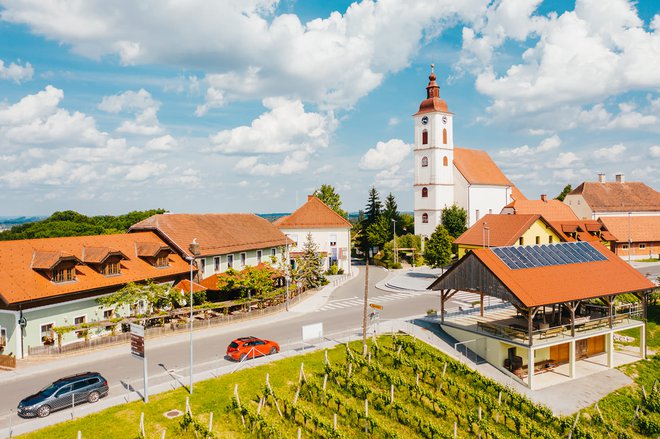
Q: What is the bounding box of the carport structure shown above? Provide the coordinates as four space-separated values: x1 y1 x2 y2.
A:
428 241 655 389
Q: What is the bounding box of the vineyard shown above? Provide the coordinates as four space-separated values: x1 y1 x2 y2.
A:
20 334 659 438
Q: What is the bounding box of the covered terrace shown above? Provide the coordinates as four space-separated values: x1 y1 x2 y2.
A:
428 241 655 389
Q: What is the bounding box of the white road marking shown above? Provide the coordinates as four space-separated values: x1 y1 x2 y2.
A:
315 290 429 312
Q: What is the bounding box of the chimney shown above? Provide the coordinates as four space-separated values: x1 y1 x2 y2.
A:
597 173 605 183
615 173 625 183
540 194 547 203
308 195 314 202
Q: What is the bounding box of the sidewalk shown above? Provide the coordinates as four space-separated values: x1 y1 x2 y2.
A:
375 266 441 293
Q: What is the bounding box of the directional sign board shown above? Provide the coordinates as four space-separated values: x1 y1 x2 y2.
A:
130 323 145 359
369 303 383 310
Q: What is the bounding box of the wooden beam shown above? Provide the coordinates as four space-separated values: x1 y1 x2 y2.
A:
480 292 484 317
528 307 536 346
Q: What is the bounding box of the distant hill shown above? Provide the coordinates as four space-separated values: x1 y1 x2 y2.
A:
0 216 46 231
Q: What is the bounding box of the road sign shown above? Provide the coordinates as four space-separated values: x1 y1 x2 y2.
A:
369 303 383 310
130 323 145 359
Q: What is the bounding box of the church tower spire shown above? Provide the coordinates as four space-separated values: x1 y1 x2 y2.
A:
413 64 454 239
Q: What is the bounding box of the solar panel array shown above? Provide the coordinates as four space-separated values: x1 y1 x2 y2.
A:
491 241 607 270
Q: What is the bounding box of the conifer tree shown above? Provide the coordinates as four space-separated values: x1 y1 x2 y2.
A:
296 232 326 289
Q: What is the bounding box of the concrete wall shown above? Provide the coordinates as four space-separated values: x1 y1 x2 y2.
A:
197 247 282 279
466 186 511 227
280 228 351 272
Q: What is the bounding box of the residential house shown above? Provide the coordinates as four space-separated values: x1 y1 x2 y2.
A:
130 213 289 280
599 216 660 259
453 214 565 258
0 232 190 358
412 65 526 236
273 196 352 273
429 241 654 390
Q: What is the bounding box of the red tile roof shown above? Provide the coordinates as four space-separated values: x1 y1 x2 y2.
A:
454 214 562 246
570 182 660 212
433 242 654 307
30 251 80 270
82 246 128 264
130 213 289 258
273 196 352 229
504 198 579 222
0 232 190 306
598 216 660 243
454 148 515 187
172 279 207 294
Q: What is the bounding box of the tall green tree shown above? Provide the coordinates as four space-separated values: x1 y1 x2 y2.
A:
382 193 402 235
441 205 468 239
423 225 453 269
399 213 415 235
364 186 382 227
295 232 326 289
555 184 572 201
366 215 392 249
313 184 347 218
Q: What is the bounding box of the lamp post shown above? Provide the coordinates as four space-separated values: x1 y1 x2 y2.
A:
391 219 397 265
362 248 372 356
285 236 290 311
188 239 200 395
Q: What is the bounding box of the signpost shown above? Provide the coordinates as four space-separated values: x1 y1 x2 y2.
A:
369 303 383 310
369 304 382 334
301 322 323 350
130 323 148 402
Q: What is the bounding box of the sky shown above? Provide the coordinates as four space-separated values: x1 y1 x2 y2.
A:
0 0 658 216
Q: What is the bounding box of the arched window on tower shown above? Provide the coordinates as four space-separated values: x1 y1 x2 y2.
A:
422 213 429 223
443 156 448 166
421 157 428 167
442 128 447 144
422 187 428 198
422 130 428 145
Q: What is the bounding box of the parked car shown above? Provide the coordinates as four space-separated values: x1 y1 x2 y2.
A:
17 372 109 418
226 336 280 361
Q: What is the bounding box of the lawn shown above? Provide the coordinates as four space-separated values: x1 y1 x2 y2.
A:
19 333 660 439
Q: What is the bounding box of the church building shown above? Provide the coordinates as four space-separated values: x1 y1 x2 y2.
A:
413 65 524 238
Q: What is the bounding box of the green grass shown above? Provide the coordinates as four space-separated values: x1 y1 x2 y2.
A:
21 334 659 439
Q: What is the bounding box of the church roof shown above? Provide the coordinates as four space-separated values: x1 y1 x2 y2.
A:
569 181 660 212
273 196 352 229
454 148 515 187
414 65 451 116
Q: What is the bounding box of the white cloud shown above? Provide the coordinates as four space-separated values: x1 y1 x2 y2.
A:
145 134 178 151
546 151 580 169
375 164 407 189
649 145 660 158
0 0 488 111
359 139 411 170
98 89 162 135
235 150 310 176
124 162 167 181
593 144 626 161
0 58 33 83
498 134 560 157
387 117 400 126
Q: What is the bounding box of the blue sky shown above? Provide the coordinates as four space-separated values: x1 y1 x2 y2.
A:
0 0 658 216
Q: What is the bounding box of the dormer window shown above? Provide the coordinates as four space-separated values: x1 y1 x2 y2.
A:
136 242 172 268
101 261 121 276
155 252 169 268
82 247 127 276
53 266 76 283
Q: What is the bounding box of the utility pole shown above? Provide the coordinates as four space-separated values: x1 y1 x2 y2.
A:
392 219 397 265
362 249 371 356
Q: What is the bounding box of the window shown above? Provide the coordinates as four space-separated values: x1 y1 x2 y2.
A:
227 254 234 269
421 156 428 167
0 327 6 348
271 248 276 257
519 237 524 245
155 253 169 268
329 234 337 246
103 309 113 320
639 243 646 250
442 128 447 144
548 236 553 244
422 213 429 223
214 256 221 272
40 323 54 344
102 261 120 276
200 258 206 273
536 236 541 245
422 129 428 145
422 187 428 198
475 209 480 220
443 156 448 166
240 253 246 268
257 250 262 264
53 266 76 283
621 244 629 250
74 315 86 326
72 380 90 391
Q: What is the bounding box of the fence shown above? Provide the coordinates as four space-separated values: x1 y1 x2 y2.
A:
0 354 16 369
27 286 318 357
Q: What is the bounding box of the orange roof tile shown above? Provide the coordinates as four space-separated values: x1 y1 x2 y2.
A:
136 241 170 258
454 214 561 246
273 196 352 230
172 279 207 294
453 148 514 186
0 232 190 306
598 216 660 243
504 198 579 222
510 185 527 201
130 213 289 258
570 182 660 212
432 242 654 307
82 246 128 264
31 251 80 270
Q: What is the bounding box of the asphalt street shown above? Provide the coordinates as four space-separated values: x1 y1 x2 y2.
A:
0 264 441 432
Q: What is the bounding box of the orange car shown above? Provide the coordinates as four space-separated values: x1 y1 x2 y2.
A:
226 336 280 361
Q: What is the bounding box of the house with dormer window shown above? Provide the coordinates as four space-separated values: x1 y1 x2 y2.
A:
0 232 190 358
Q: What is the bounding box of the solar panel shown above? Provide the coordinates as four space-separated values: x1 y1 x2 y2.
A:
491 241 607 270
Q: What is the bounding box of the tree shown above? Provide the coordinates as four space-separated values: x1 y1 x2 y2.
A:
382 193 402 235
441 205 468 239
555 184 572 201
97 280 176 316
424 225 453 269
295 233 326 289
313 184 347 218
364 186 382 227
399 213 414 235
366 215 392 249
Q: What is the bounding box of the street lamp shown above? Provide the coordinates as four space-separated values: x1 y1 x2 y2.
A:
391 219 397 265
188 238 200 395
284 235 290 311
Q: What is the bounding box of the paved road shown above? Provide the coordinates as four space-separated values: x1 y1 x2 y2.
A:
0 264 442 431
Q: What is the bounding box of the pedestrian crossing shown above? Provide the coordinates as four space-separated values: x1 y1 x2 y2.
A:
315 291 429 312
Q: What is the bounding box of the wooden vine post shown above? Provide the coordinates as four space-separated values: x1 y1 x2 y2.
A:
234 384 245 427
265 373 283 418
